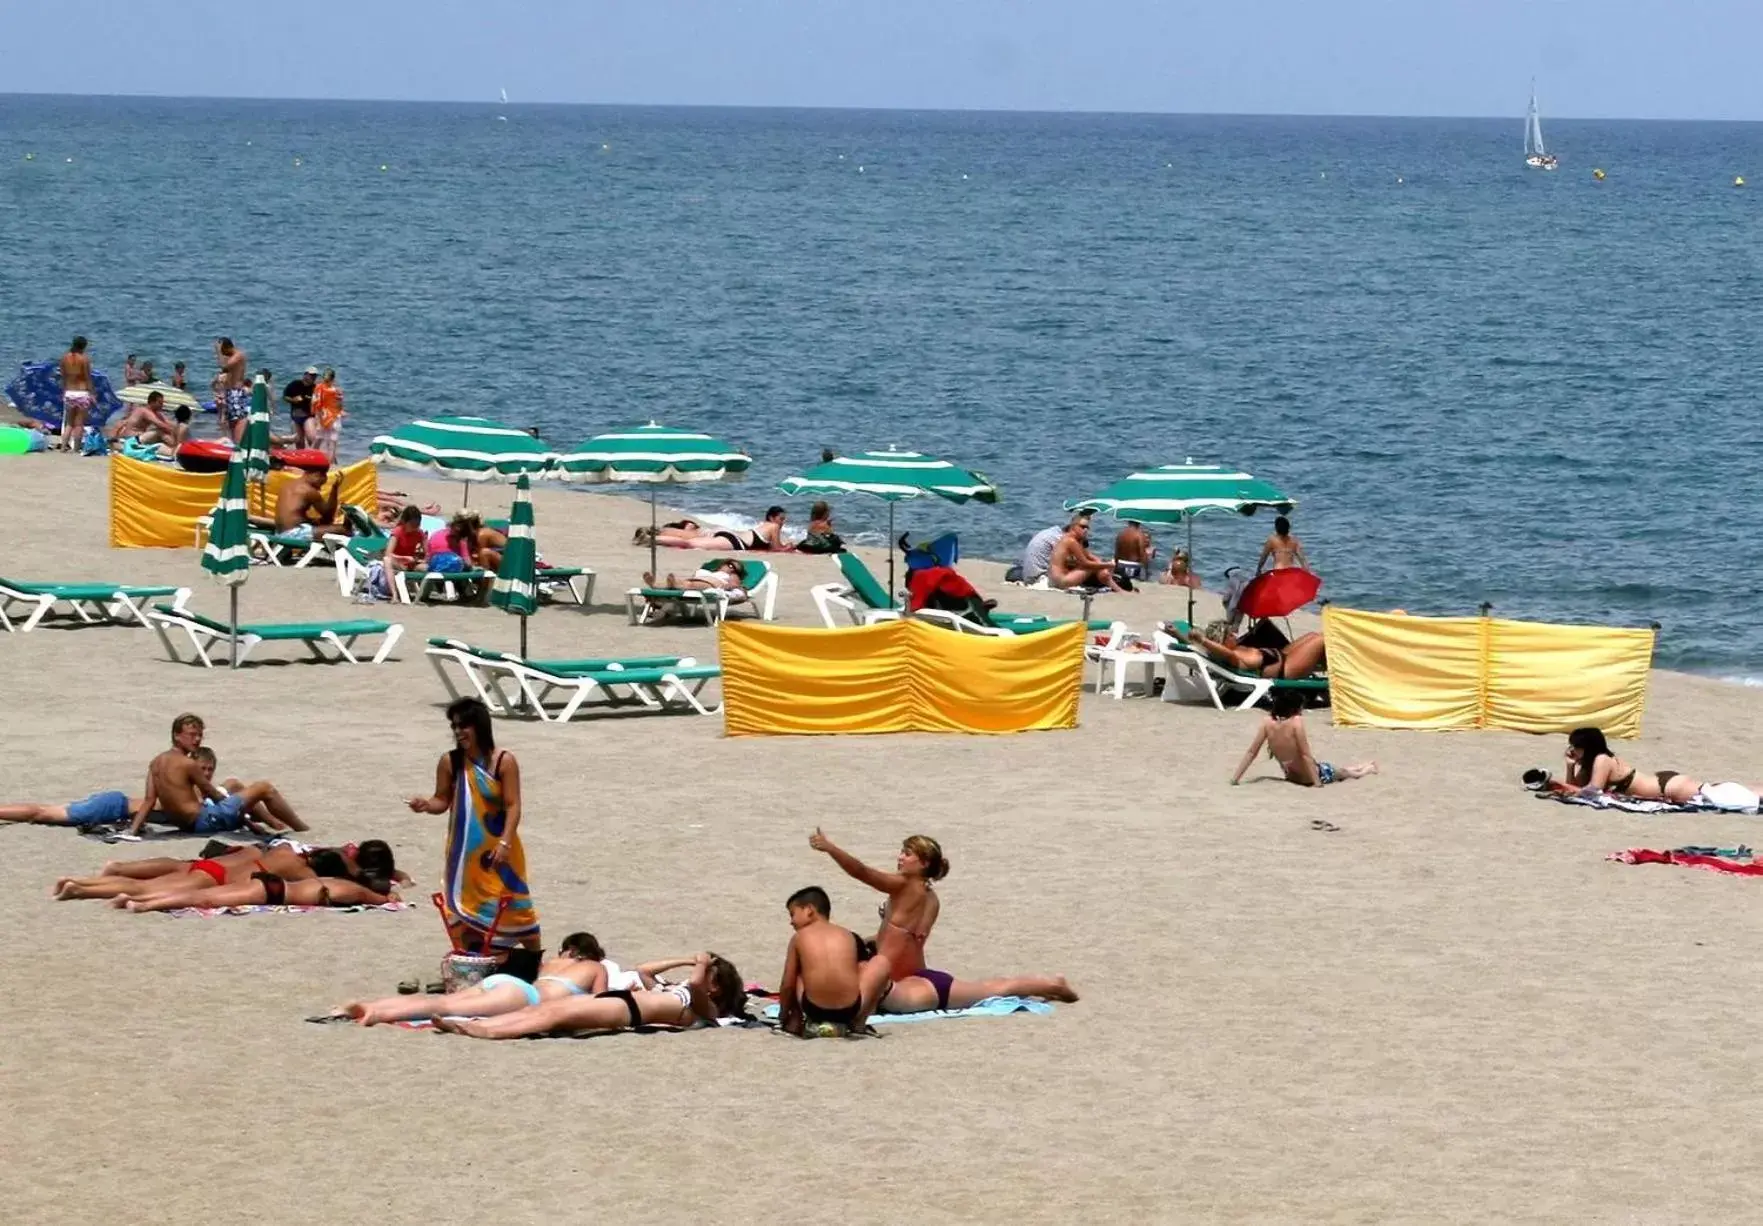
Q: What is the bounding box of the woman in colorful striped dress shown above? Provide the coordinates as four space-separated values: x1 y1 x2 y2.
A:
407 698 540 951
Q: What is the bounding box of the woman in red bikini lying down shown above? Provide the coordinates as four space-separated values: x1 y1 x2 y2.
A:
807 828 1077 1013
114 862 399 912
53 840 401 901
433 952 746 1038
1166 619 1327 680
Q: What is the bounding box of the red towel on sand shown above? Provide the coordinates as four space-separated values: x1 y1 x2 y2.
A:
1612 849 1763 876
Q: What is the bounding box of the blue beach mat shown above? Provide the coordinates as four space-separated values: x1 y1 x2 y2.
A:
763 996 1053 1026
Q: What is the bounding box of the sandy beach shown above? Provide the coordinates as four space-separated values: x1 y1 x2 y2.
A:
3 455 1763 1225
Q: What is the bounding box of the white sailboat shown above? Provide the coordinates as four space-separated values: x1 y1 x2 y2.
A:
497 86 508 122
1524 83 1557 171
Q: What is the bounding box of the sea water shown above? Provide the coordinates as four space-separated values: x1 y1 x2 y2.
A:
1 96 1759 674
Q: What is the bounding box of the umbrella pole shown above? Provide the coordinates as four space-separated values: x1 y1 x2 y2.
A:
462 480 470 510
1185 516 1195 628
229 587 239 671
888 503 897 607
519 613 528 659
649 487 659 579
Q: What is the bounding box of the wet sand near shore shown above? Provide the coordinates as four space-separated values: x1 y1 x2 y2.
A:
2 457 1761 1224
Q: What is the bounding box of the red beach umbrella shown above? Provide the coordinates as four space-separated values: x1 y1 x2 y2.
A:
1237 568 1322 619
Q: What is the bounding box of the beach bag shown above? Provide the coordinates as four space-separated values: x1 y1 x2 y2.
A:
80 426 106 456
363 561 392 602
798 531 844 554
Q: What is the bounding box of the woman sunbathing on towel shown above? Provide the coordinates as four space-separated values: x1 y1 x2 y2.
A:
808 828 1078 1012
1564 727 1702 805
116 872 396 912
1168 619 1326 680
54 840 400 901
434 952 746 1038
338 940 707 1026
641 506 794 553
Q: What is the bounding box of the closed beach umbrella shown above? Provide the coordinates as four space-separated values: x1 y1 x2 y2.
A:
201 447 253 669
778 447 1000 601
552 421 752 576
489 474 539 657
369 415 555 504
239 375 273 487
1067 461 1294 624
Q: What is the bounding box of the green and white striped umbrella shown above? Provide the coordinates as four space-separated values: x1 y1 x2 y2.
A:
490 475 539 656
777 447 1000 602
1067 461 1295 623
370 416 555 501
239 375 273 485
553 421 751 576
200 446 253 668
1065 462 1293 524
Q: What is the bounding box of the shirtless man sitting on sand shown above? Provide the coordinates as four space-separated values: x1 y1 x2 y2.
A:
59 335 94 451
1049 516 1127 592
0 715 305 836
273 466 351 541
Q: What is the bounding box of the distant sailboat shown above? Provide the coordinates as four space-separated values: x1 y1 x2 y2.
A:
1524 83 1558 171
497 86 508 122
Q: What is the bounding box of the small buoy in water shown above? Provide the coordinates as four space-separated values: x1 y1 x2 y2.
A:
293 157 302 167
24 152 33 160
961 173 968 180
66 157 73 163
838 154 845 160
246 140 252 146
601 143 610 152
1320 171 1326 179
858 165 865 173
1396 175 1403 184
379 164 388 172
1593 168 1605 180
1736 175 1747 187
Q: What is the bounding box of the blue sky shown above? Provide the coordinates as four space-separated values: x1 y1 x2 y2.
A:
7 0 1758 119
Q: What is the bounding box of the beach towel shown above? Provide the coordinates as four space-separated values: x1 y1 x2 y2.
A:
164 901 411 917
331 1013 761 1034
1608 849 1763 876
1533 787 1760 816
443 750 538 946
760 996 1055 1026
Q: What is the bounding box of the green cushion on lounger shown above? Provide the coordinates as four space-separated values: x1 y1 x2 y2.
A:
536 567 584 579
5 578 179 600
155 604 390 639
571 664 722 685
836 554 894 610
428 638 685 674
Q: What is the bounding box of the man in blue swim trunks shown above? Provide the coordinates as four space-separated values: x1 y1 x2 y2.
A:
0 713 307 835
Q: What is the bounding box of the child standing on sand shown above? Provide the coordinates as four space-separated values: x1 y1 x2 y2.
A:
1231 689 1377 788
312 368 345 462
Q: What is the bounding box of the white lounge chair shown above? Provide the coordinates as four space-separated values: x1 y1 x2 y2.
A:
0 578 192 633
625 559 778 626
424 638 719 720
1152 626 1330 710
148 603 405 667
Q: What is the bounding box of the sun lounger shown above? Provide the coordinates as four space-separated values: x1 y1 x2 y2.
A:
625 559 778 625
1153 623 1330 710
148 602 404 667
0 577 192 633
424 637 720 720
814 554 1078 631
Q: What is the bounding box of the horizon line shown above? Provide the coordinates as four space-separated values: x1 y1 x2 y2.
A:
2 89 1758 126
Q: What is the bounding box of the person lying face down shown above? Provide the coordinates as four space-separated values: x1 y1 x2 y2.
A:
432 952 746 1039
777 886 892 1037
114 863 398 913
54 839 401 902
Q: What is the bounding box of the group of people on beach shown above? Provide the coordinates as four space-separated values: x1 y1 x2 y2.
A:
1013 508 1309 596
37 335 346 461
